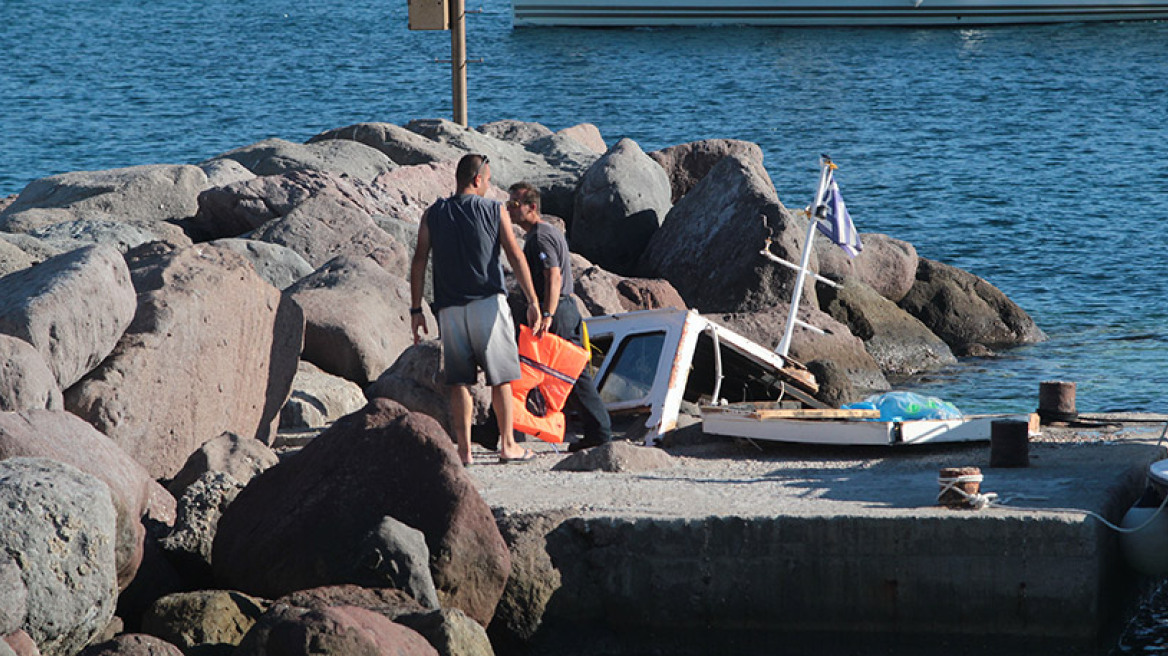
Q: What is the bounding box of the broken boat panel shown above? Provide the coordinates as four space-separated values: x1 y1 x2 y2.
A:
583 308 822 445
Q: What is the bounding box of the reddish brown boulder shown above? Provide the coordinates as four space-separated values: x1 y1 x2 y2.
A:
0 409 155 589
556 123 606 154
64 243 304 479
286 256 416 385
574 264 686 317
212 399 510 626
640 152 812 314
236 604 438 656
648 139 764 203
368 160 458 225
276 585 426 618
815 233 919 303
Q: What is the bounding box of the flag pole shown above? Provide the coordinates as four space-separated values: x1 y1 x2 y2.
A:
775 156 835 358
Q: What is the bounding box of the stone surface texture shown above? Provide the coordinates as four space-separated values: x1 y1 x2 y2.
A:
0 244 136 389
64 243 303 478
0 458 117 656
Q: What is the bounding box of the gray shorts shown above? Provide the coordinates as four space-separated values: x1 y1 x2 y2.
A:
438 294 521 386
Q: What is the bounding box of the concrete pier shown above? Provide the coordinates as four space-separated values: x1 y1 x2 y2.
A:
471 418 1168 655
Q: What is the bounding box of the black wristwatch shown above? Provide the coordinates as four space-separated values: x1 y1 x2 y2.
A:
409 307 423 316
542 311 553 318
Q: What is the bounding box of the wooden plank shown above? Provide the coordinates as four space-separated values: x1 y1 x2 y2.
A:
754 408 882 420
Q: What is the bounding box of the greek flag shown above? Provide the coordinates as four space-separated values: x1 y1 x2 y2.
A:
816 172 862 258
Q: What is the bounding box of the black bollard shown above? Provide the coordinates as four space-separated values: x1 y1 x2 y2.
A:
1037 380 1078 424
990 419 1030 468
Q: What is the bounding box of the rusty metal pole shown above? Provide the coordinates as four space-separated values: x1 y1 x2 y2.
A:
449 0 467 127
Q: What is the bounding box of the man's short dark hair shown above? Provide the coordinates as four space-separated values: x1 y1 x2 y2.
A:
508 181 541 213
456 154 489 189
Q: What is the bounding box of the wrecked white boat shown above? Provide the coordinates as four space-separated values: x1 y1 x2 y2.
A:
583 307 1036 446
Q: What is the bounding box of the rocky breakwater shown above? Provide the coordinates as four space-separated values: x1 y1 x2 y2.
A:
0 117 1045 655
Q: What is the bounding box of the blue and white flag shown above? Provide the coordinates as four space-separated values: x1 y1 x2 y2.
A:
816 172 862 258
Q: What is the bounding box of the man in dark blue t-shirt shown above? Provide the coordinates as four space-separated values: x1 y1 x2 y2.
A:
508 181 612 452
410 154 541 466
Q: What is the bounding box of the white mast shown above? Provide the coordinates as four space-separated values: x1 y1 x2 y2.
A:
775 156 836 359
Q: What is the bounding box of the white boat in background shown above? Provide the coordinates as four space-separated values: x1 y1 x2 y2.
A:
512 0 1168 27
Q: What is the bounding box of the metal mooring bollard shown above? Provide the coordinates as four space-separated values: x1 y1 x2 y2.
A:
938 466 982 508
990 419 1030 468
1037 380 1078 424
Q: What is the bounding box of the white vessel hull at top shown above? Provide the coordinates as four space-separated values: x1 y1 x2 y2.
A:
512 0 1168 26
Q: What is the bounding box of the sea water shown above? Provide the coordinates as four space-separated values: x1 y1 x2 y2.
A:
1 6 1167 647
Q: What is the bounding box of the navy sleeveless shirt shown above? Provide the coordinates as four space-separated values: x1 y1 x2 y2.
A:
426 194 506 310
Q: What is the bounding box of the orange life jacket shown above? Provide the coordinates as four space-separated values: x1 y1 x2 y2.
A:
512 325 589 444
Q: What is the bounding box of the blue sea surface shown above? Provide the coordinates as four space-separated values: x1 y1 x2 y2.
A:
1 1 1167 417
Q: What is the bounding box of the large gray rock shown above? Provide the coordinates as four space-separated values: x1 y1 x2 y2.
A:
198 158 256 189
192 170 389 242
648 139 764 203
213 399 511 626
64 243 304 479
286 255 415 385
0 555 26 637
815 233 919 303
0 334 63 411
77 630 182 648
27 219 191 253
476 119 554 145
207 238 313 290
0 165 208 234
711 307 890 395
0 409 157 590
0 458 117 656
404 118 595 221
308 122 462 166
77 633 184 656
0 240 34 277
159 471 246 581
357 516 441 611
141 590 267 655
0 233 63 266
552 441 674 473
280 361 368 430
820 278 957 377
395 608 494 656
166 432 280 498
0 244 137 389
640 152 810 314
898 258 1047 355
364 342 493 438
201 138 395 184
253 195 408 271
570 138 672 275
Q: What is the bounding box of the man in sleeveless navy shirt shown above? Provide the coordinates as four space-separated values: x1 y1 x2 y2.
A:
507 182 613 452
410 154 541 466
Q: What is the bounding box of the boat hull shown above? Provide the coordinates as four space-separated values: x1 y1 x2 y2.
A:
512 0 1168 26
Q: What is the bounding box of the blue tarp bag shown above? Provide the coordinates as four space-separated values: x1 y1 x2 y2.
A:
844 391 963 422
